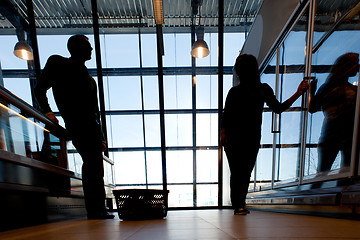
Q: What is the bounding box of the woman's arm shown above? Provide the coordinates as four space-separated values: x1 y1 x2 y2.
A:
286 79 309 106
265 79 308 114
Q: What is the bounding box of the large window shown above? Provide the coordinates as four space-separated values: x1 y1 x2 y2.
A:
97 30 244 207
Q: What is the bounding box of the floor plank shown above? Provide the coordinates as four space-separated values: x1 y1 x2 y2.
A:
1 210 360 239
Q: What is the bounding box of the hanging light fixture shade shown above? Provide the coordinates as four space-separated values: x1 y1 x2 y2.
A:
191 26 210 58
14 40 34 60
191 39 209 58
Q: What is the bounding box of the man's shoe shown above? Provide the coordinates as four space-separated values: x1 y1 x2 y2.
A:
234 208 250 215
88 212 115 219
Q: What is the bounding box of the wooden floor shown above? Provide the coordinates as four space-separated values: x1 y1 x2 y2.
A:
1 210 360 239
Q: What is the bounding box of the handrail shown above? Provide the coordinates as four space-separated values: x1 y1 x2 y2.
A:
0 86 115 188
0 85 68 139
103 154 114 165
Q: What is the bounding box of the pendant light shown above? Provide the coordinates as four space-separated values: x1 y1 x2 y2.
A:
13 30 33 61
190 0 209 58
191 26 209 58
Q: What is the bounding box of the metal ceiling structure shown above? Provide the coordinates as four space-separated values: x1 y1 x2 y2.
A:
1 0 359 35
0 0 262 34
293 0 360 32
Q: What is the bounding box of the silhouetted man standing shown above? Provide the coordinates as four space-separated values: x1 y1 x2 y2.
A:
35 35 114 219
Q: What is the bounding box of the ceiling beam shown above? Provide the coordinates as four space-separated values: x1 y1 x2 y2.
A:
0 0 29 30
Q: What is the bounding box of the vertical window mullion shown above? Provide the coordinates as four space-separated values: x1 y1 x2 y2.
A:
191 26 197 207
138 25 148 188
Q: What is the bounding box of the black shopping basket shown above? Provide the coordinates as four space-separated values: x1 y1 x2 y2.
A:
113 189 169 220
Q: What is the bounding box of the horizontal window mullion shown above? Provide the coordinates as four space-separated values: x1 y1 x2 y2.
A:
115 182 218 187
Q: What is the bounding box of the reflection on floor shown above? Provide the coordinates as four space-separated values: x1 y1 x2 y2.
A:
1 209 360 239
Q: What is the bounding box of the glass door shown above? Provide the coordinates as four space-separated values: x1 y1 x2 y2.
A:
272 8 310 187
304 0 360 181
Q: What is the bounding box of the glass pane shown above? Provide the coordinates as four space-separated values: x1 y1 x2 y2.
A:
146 151 162 184
262 59 276 86
274 117 301 182
306 0 360 176
305 108 324 175
282 31 307 65
114 151 146 185
256 149 273 189
281 74 305 107
100 34 140 68
313 31 360 65
196 150 218 182
224 32 245 66
109 115 144 148
144 114 161 147
141 34 157 68
104 161 114 184
167 185 193 207
210 33 218 66
304 147 319 176
196 113 218 146
165 114 192 147
166 150 193 183
222 149 231 206
223 75 233 106
105 76 142 110
275 148 299 181
197 184 218 207
280 112 302 144
221 144 255 194
3 78 32 105
106 115 114 148
196 75 218 109
164 75 192 109
261 112 273 145
148 185 163 190
143 76 159 110
164 33 191 67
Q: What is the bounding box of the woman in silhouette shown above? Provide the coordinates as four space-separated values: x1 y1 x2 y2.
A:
221 54 308 215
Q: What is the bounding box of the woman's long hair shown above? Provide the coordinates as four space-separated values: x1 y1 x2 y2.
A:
234 54 261 86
